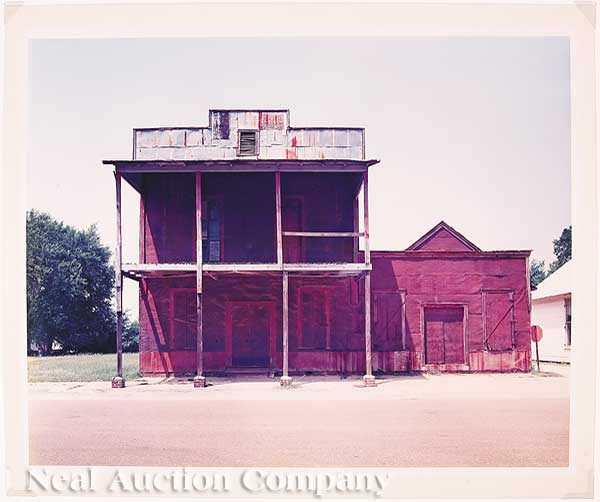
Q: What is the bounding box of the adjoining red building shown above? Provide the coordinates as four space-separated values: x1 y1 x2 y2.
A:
104 109 532 388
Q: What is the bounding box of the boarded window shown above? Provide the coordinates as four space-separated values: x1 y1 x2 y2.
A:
299 288 329 349
373 292 404 351
202 199 222 262
484 291 514 351
238 130 258 156
172 290 196 350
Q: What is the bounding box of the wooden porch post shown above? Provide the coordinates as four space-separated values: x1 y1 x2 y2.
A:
281 271 291 386
275 171 283 267
362 172 376 386
353 194 359 263
277 172 292 386
194 172 206 388
363 173 371 265
112 171 125 388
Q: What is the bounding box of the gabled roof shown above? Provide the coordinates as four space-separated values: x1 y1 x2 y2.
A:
532 260 572 301
406 221 481 252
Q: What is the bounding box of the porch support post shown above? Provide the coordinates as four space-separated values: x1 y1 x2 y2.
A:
353 193 359 263
275 171 283 267
362 172 376 387
363 172 370 265
277 171 291 386
194 172 206 388
280 271 292 386
112 171 125 388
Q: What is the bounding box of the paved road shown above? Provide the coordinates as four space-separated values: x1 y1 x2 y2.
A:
29 369 569 467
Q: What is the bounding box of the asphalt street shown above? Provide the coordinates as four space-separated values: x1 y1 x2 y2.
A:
29 366 569 467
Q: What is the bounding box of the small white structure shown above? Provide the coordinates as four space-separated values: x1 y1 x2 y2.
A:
531 261 572 363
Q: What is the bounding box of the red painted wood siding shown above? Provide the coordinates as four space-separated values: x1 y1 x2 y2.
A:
139 274 365 375
139 252 531 375
370 254 531 372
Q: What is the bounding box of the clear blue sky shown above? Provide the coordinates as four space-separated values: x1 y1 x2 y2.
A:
27 37 571 319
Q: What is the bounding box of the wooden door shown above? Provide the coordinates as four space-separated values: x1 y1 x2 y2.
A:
282 197 302 262
299 288 329 349
424 306 465 365
230 303 271 367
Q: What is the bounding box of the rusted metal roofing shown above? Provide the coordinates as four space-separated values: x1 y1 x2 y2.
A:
132 109 366 162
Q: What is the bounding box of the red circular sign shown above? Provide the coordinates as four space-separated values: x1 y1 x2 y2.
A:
531 325 543 342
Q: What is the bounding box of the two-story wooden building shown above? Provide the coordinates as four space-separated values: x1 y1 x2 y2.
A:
104 109 532 388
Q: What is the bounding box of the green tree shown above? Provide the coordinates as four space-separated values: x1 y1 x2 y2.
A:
549 225 572 273
122 314 139 353
27 210 115 354
529 259 547 288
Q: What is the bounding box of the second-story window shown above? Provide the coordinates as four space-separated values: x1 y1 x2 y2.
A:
202 198 223 262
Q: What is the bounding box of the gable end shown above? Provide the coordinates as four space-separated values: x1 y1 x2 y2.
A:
406 221 481 252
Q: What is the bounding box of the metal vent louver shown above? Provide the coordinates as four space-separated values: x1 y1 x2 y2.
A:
238 130 257 156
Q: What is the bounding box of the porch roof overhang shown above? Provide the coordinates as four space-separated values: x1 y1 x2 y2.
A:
103 159 379 193
103 159 379 173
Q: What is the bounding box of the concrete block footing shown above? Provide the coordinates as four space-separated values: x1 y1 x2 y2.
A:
363 374 377 387
111 376 126 388
193 376 207 388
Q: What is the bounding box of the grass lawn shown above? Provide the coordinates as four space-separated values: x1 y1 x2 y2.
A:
28 353 140 382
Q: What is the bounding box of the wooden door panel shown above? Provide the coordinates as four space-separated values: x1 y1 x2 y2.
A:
425 318 445 364
300 290 327 349
443 315 465 364
231 304 270 367
424 306 464 365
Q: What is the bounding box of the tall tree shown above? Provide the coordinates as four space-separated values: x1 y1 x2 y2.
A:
529 259 547 288
27 210 115 354
549 225 572 273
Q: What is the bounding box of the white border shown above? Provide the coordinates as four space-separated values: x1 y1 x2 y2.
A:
2 1 597 499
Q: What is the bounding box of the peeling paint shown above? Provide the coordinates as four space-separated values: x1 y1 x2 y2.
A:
133 109 365 162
